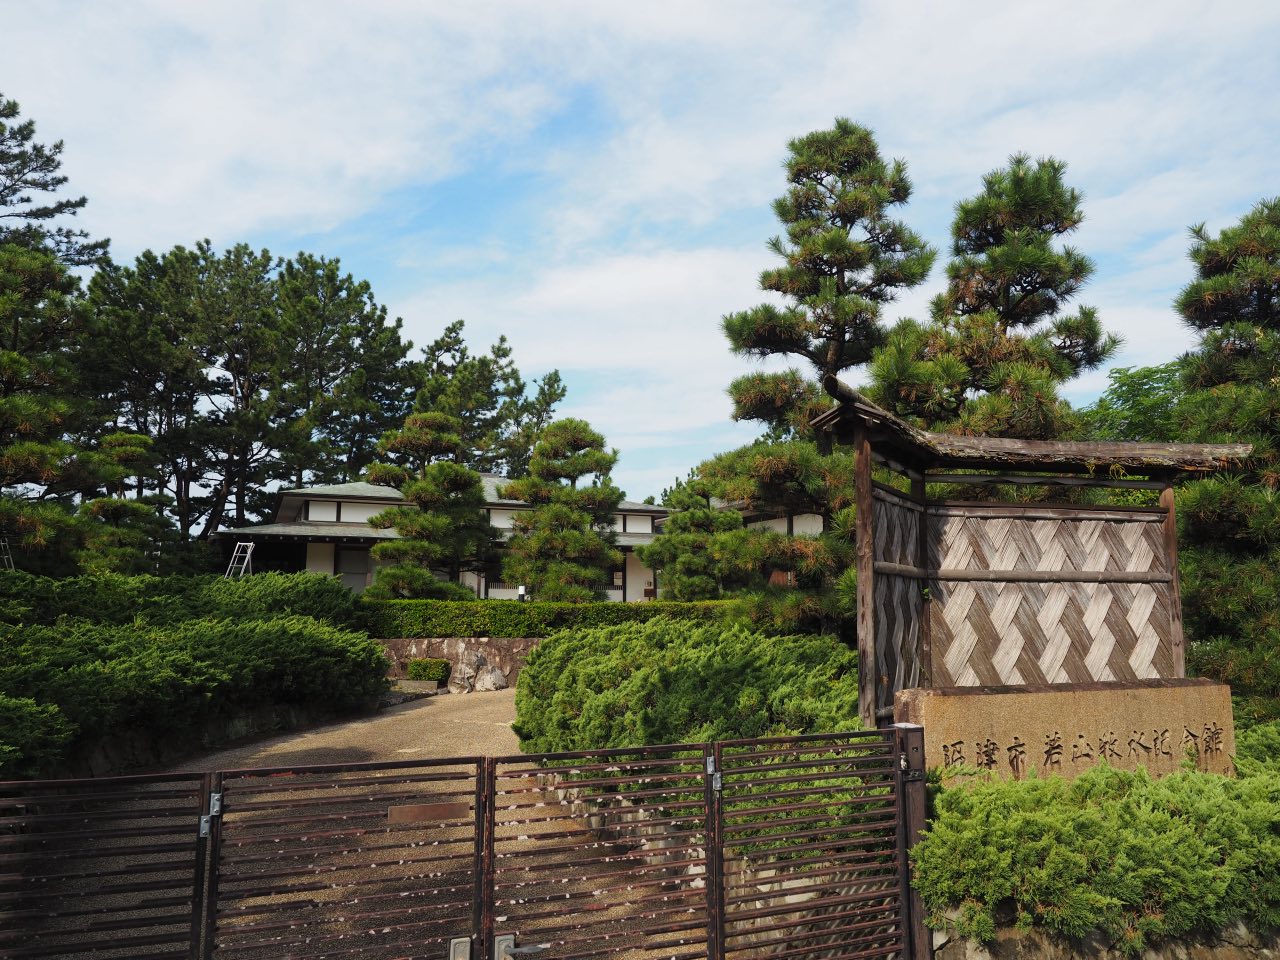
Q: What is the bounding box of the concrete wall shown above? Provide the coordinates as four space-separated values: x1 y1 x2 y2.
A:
792 513 824 535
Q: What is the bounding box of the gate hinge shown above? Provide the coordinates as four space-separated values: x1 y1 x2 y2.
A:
711 771 722 792
199 791 224 838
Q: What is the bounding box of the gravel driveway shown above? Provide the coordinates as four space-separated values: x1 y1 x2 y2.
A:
172 688 520 772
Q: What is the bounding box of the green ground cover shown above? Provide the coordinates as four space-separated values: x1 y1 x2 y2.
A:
0 572 385 778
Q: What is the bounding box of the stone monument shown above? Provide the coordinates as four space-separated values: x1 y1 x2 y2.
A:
813 378 1249 778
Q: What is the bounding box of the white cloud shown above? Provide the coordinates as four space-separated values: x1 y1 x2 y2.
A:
8 0 1280 494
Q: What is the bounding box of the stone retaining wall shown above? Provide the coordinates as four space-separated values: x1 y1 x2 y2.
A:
934 923 1280 959
380 636 539 688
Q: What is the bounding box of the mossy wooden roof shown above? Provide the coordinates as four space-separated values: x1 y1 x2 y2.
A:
812 376 1251 476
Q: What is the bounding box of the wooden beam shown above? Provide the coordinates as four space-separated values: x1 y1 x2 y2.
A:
854 420 878 729
873 562 1173 584
912 475 932 689
928 502 1164 522
925 472 1167 490
872 481 925 511
1161 484 1186 678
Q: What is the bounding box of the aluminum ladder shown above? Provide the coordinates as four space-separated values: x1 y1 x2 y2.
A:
0 537 12 572
224 541 254 578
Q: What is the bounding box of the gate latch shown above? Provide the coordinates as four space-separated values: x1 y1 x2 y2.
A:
901 768 925 784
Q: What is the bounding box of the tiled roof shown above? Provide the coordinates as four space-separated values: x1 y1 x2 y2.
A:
215 522 400 540
282 482 403 500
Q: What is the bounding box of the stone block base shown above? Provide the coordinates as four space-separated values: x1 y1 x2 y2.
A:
894 679 1234 779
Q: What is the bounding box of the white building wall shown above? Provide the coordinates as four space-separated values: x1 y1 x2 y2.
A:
749 516 789 533
489 508 523 529
307 500 338 522
341 501 384 523
305 542 335 574
625 551 654 602
792 513 824 535
625 514 653 533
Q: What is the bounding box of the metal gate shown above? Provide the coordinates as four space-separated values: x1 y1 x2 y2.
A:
0 727 928 960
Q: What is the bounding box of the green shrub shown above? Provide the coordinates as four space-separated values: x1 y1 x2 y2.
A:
359 597 735 639
0 695 74 779
913 766 1280 956
407 657 451 683
513 617 859 752
0 570 361 628
0 616 388 776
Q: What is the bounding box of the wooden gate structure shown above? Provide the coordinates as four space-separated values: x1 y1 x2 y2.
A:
812 378 1251 728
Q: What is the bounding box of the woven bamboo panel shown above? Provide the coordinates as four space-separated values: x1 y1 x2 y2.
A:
873 494 918 566
871 494 923 715
927 515 1167 575
928 579 1175 685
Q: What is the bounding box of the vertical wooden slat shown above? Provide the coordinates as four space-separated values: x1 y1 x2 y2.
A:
1160 483 1186 678
912 476 932 692
854 421 877 728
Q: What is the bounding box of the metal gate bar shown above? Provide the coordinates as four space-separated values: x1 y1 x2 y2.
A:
1 726 929 960
0 771 208 960
206 757 483 960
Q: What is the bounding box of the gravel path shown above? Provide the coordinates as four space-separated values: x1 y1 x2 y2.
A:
171 688 520 771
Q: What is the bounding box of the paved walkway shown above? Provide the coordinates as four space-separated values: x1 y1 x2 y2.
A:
172 688 520 771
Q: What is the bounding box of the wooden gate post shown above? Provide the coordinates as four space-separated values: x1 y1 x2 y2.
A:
894 723 931 959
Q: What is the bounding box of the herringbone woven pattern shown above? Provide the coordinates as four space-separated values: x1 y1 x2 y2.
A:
928 579 1175 685
928 515 1167 575
871 494 924 714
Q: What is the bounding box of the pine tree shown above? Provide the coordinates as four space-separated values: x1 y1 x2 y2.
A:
871 154 1119 439
0 93 107 265
417 320 565 476
636 478 755 601
723 118 935 452
275 252 417 485
500 419 623 602
1167 198 1280 720
365 412 492 599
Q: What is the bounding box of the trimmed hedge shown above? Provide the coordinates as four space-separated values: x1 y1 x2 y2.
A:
0 616 389 778
0 570 360 628
407 658 452 683
359 597 734 639
513 617 860 752
913 766 1280 956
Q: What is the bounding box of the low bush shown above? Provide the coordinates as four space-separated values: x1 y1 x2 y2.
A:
913 766 1280 956
0 694 74 779
0 570 360 628
407 657 451 683
359 597 734 639
0 616 388 778
513 617 859 752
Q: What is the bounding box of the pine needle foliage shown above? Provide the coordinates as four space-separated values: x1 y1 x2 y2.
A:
1168 198 1280 719
500 418 623 603
723 118 935 450
871 154 1120 439
365 412 491 599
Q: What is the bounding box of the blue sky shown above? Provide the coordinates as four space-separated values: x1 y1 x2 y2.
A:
8 1 1280 499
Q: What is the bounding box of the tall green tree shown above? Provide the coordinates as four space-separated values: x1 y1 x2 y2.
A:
365 412 492 599
636 478 757 601
871 154 1119 439
723 118 935 451
417 320 565 476
500 418 623 602
275 252 417 486
1166 198 1280 720
84 246 214 535
0 93 107 265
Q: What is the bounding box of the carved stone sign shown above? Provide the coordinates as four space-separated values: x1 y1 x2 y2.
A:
894 678 1235 778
